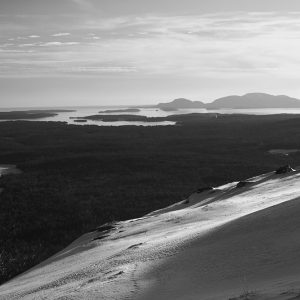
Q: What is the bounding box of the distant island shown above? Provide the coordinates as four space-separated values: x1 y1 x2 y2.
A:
78 114 150 122
0 110 75 120
158 98 206 109
98 108 140 113
159 107 179 112
157 93 300 110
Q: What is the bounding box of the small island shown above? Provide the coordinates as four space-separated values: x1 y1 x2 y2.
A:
77 114 150 122
73 119 88 123
98 108 140 113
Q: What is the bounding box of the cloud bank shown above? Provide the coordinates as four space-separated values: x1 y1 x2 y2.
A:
1 12 300 80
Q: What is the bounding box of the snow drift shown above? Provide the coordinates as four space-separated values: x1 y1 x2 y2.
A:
1 168 300 300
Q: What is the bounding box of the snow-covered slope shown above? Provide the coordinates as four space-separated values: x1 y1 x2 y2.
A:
1 169 300 300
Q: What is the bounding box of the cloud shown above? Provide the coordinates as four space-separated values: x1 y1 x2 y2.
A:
16 41 79 47
29 35 40 38
67 66 137 73
40 41 79 46
87 36 100 40
3 12 300 80
52 32 71 37
18 43 37 47
0 43 14 47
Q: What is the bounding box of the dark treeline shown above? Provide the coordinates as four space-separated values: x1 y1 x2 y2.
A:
1 114 300 284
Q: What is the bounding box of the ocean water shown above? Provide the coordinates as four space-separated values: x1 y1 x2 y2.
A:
1 106 300 126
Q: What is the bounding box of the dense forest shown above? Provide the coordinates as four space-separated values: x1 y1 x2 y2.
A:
1 114 300 284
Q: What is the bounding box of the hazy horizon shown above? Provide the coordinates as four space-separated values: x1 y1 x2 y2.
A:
2 0 300 107
2 91 300 110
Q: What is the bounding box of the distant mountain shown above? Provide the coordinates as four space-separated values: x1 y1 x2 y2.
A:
207 93 300 109
158 93 300 110
157 98 206 109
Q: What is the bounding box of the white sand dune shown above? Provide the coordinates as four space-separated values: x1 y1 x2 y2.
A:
1 169 300 299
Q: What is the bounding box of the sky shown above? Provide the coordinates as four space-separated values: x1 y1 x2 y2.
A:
2 0 300 107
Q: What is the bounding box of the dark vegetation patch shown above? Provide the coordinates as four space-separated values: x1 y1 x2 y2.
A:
1 114 300 284
196 186 214 193
95 223 116 232
92 235 109 241
236 181 254 188
275 164 295 174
